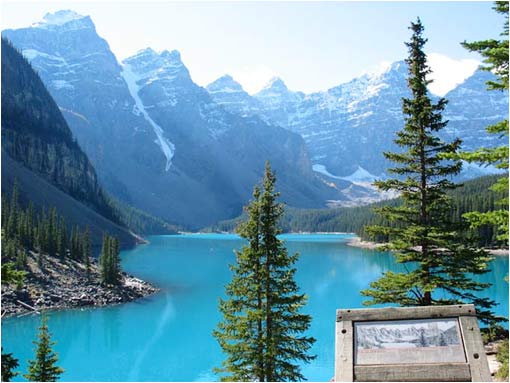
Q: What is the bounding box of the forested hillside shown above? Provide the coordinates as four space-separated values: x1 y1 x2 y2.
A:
1 38 119 223
209 174 507 247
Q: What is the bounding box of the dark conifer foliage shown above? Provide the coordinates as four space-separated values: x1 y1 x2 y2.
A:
99 234 121 286
1 348 19 382
360 19 499 324
211 174 507 248
1 37 120 225
214 162 315 381
457 1 509 244
1 183 93 277
23 315 64 382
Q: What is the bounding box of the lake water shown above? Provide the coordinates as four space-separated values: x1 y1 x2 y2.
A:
2 234 508 381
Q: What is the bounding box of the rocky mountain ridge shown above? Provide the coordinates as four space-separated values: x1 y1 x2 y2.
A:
3 11 349 228
207 61 508 179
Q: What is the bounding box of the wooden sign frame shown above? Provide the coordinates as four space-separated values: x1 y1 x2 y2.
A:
335 304 491 382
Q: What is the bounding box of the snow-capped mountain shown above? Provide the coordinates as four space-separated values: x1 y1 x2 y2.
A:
443 69 509 148
207 61 508 179
206 75 263 117
3 10 349 228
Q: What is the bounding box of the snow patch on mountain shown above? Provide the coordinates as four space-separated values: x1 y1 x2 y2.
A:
31 10 92 31
341 166 380 183
313 164 379 183
121 63 175 171
35 10 85 26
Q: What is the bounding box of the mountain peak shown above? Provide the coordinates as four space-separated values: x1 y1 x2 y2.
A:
126 48 183 68
264 76 288 91
137 47 157 56
32 10 92 29
161 49 181 61
207 74 245 93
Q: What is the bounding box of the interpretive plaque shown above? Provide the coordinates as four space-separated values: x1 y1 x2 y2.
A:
334 305 491 382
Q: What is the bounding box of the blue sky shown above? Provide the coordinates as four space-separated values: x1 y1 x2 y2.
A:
1 1 505 94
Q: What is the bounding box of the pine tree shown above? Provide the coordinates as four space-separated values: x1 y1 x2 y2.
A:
99 234 121 285
456 1 509 244
83 227 91 279
214 162 315 381
361 19 499 324
24 315 64 382
99 233 110 284
111 236 121 284
69 226 77 260
57 217 67 261
1 348 19 382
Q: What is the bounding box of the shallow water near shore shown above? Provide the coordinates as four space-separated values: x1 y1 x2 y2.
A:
2 233 508 381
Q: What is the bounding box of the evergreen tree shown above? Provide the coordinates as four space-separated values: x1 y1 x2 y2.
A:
57 217 67 261
456 1 509 244
99 233 110 284
83 227 91 279
361 19 499 324
99 234 121 285
0 262 25 288
214 162 315 381
111 236 121 283
69 226 77 260
1 348 19 382
24 315 64 382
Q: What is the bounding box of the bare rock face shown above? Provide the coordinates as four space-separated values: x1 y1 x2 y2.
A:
207 63 508 180
3 11 345 229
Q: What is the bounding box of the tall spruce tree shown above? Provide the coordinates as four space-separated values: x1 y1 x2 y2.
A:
456 1 509 244
361 19 499 323
214 162 315 382
99 234 121 285
84 227 91 279
24 315 64 382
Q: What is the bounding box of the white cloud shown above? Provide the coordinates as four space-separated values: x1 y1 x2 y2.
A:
427 53 480 96
230 65 279 94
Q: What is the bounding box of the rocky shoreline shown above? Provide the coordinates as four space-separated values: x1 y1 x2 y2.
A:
1 251 158 318
347 236 509 256
346 237 384 250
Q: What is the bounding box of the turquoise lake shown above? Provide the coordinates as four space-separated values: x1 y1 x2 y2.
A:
2 233 508 381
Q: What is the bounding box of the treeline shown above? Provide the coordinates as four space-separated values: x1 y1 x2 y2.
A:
2 38 177 238
2 38 120 226
1 183 122 286
99 234 121 285
2 183 92 276
111 199 180 235
209 174 507 247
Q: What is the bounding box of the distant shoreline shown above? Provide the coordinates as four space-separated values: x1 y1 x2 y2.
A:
346 236 509 256
346 237 384 250
196 231 355 236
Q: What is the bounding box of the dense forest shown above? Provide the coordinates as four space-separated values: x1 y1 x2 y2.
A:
1 38 119 224
2 183 93 285
209 174 507 247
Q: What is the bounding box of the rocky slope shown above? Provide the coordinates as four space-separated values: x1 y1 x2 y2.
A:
1 250 157 317
1 37 139 247
3 11 349 229
207 62 508 179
